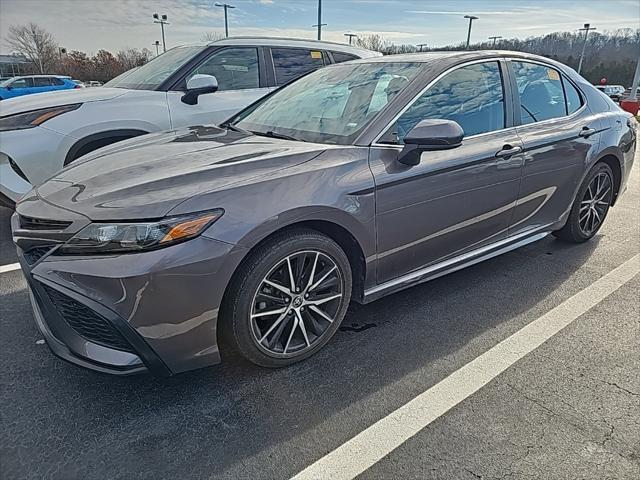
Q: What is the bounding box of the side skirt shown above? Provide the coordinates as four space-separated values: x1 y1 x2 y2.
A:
362 228 551 303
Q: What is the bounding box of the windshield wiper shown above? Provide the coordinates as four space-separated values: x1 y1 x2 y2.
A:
250 130 302 142
220 122 250 134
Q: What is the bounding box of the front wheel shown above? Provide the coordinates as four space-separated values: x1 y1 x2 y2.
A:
224 229 352 367
553 162 614 243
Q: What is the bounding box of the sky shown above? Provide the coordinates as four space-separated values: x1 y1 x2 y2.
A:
0 0 638 55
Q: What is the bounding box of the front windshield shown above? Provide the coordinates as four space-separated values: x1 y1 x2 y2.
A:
234 62 423 145
103 45 204 90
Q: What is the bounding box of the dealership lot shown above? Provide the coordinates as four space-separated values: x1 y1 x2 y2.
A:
1 157 638 479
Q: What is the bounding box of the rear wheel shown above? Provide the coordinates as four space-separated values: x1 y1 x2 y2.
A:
224 229 352 367
553 162 614 243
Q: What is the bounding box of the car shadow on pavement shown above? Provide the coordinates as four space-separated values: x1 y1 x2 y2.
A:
0 233 608 479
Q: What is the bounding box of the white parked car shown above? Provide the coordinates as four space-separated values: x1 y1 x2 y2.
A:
0 37 379 207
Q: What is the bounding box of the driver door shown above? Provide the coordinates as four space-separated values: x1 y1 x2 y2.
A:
370 61 524 283
166 47 269 128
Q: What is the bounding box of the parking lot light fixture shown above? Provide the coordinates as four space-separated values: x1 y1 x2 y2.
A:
577 23 596 74
464 15 478 49
152 13 170 53
215 3 235 38
344 33 357 45
489 35 502 48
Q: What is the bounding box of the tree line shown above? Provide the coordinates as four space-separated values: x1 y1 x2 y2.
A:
357 28 639 86
5 23 153 82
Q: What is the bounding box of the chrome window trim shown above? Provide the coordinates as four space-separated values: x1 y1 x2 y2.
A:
372 56 588 146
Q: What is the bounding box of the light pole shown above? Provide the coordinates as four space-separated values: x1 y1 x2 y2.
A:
577 23 596 75
153 13 169 52
464 15 478 50
153 40 160 56
312 0 327 41
489 36 502 48
215 3 235 38
417 43 428 52
344 33 357 45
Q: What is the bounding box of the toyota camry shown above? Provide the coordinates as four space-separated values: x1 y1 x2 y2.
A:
12 51 636 375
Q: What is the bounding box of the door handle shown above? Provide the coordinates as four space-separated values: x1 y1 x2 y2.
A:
578 127 597 138
495 145 523 158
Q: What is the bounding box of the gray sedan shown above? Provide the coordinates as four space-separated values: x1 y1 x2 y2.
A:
12 51 637 376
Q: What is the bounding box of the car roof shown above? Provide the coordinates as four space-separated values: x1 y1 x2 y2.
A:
346 50 567 63
206 36 381 58
13 74 71 79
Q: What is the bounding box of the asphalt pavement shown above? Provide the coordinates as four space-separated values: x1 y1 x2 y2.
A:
1 158 638 480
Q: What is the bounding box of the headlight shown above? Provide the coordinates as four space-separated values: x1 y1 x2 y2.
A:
58 209 224 254
0 104 81 132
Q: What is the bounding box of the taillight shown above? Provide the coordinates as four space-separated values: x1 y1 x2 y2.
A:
74 85 81 89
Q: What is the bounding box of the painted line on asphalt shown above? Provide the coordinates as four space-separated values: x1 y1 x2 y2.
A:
0 263 21 274
291 253 640 480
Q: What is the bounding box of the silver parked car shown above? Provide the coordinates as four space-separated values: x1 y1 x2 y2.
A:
12 51 637 376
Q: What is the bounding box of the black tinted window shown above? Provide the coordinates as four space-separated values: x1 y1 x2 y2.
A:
50 77 65 86
331 51 358 63
272 48 325 85
33 77 51 86
388 61 505 143
513 61 565 124
563 77 582 114
187 47 259 91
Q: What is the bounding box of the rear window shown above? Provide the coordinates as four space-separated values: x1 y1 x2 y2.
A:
50 77 66 86
33 77 52 87
271 48 326 85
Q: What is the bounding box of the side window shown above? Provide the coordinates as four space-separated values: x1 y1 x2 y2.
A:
272 48 325 85
383 61 505 144
186 47 259 91
50 77 65 86
33 77 52 87
563 77 583 115
11 78 33 88
512 61 565 124
331 51 359 64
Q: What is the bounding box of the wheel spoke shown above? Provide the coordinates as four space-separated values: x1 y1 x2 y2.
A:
251 307 287 318
283 316 299 354
309 304 334 323
307 293 342 306
286 256 297 292
264 279 291 295
258 311 289 342
595 186 611 202
305 252 319 291
295 310 311 347
309 266 337 292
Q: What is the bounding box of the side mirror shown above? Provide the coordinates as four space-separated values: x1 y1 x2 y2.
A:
5 86 12 90
181 74 218 105
398 119 464 166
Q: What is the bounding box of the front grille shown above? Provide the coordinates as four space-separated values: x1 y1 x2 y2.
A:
40 284 134 353
19 215 71 231
23 245 53 264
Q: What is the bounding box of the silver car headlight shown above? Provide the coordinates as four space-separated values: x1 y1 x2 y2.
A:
58 209 224 254
0 104 82 132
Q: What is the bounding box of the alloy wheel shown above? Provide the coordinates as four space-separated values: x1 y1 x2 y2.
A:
579 171 613 237
249 250 344 357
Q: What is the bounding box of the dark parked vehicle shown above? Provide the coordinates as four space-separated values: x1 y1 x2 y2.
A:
595 84 625 103
12 51 636 376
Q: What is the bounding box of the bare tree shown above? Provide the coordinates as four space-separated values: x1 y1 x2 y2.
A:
355 34 389 53
5 23 59 73
201 31 224 42
116 48 152 71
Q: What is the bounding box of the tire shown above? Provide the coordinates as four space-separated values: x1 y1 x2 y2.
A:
553 162 614 243
223 229 352 367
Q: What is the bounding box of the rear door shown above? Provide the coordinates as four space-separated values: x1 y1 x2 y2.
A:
166 46 269 128
370 60 524 283
31 77 54 95
508 60 601 235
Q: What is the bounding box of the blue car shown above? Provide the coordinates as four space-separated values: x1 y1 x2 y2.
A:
0 75 80 100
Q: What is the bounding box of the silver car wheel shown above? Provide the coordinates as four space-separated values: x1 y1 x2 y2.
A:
578 171 612 236
249 250 343 357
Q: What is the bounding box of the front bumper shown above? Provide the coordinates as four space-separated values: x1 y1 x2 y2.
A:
13 210 245 376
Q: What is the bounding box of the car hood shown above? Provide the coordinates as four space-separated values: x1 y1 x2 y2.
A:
34 126 328 220
0 88 129 116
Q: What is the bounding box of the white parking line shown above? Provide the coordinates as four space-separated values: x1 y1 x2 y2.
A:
291 253 640 480
0 263 21 274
